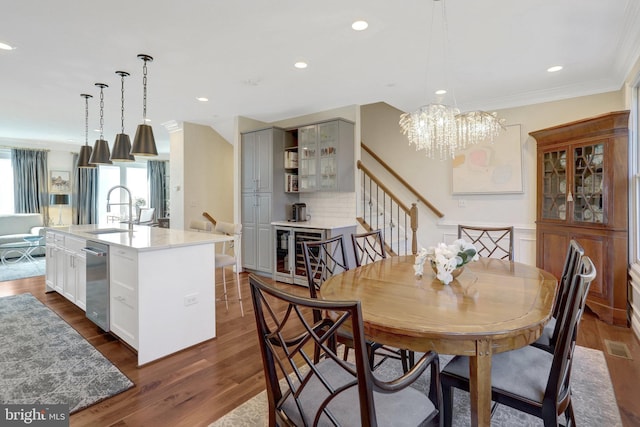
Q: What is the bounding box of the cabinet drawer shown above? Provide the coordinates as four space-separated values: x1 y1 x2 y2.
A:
110 281 138 349
110 247 138 285
65 236 86 255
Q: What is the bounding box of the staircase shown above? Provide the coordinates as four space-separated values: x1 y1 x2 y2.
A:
357 143 444 256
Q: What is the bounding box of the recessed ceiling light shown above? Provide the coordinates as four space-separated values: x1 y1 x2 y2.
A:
435 89 447 95
196 97 209 102
547 65 563 73
352 20 368 31
0 42 15 50
294 61 308 69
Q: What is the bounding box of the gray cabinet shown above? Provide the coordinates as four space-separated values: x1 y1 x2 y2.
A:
241 128 296 275
298 119 355 192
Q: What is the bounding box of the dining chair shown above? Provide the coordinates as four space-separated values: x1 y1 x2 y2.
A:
214 221 244 316
249 274 443 427
136 207 156 225
440 256 596 427
457 225 514 261
302 235 357 361
351 229 387 267
351 229 415 372
532 239 584 353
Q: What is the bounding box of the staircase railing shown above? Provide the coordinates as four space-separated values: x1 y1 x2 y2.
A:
358 143 445 256
361 143 444 219
357 161 418 255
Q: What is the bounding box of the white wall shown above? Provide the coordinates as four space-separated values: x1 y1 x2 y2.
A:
361 91 624 265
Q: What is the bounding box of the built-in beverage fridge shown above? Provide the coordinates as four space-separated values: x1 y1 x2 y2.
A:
273 226 325 286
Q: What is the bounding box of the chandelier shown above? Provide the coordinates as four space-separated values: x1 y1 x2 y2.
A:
399 0 505 160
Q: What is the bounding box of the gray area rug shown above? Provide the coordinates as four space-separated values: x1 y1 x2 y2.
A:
0 293 134 413
0 258 45 282
210 346 622 426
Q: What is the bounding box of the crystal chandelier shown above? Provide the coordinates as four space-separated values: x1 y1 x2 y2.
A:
399 0 505 160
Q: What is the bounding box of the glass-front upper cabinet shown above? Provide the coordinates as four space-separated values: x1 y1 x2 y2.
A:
318 121 339 190
298 125 317 191
296 119 354 193
541 150 567 220
573 143 604 223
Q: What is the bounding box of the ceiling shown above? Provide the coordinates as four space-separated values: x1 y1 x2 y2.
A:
2 0 640 155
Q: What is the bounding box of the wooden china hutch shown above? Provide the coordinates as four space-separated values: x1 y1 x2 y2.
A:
530 111 630 326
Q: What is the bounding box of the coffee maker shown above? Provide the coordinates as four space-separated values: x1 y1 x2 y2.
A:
290 203 307 222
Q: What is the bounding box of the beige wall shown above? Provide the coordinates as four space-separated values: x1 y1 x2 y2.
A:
170 122 234 230
361 91 625 264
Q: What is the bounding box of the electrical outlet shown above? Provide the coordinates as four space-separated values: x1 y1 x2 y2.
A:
458 199 466 208
184 293 198 306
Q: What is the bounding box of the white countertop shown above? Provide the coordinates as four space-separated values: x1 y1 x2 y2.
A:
271 219 358 230
48 224 232 251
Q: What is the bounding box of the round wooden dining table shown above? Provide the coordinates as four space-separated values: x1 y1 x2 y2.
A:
320 255 557 427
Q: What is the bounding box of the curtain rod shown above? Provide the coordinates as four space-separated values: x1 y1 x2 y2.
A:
0 145 50 152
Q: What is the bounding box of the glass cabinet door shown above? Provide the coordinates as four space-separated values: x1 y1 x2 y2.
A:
541 150 567 220
573 143 604 223
318 121 338 190
298 126 317 191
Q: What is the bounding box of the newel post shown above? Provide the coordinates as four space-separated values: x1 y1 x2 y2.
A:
410 203 418 255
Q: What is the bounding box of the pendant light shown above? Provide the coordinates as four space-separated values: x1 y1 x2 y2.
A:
77 93 96 168
89 83 113 165
110 71 135 161
131 54 158 156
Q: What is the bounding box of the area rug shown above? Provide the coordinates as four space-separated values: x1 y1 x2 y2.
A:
0 293 134 413
210 346 622 426
0 258 45 282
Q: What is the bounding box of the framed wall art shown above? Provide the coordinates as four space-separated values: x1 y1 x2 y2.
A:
50 170 71 193
451 124 523 194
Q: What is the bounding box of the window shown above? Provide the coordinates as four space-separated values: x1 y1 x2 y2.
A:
98 163 148 223
0 150 14 213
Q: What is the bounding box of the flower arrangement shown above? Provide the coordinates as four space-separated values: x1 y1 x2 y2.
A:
414 239 479 284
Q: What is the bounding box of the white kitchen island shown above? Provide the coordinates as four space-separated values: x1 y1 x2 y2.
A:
45 224 232 366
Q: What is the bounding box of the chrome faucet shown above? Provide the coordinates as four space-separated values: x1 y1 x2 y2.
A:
106 185 134 231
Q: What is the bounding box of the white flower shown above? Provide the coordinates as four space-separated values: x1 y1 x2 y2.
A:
416 239 478 284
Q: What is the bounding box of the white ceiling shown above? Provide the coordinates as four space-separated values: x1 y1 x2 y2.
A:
2 0 640 155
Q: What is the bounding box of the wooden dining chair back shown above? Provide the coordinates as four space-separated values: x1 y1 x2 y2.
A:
457 225 514 261
440 256 596 427
533 239 584 352
302 235 350 302
351 229 415 371
351 230 387 267
249 274 443 427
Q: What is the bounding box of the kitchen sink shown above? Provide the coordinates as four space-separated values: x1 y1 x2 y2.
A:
84 228 132 235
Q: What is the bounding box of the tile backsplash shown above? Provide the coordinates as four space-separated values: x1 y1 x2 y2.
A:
299 192 356 221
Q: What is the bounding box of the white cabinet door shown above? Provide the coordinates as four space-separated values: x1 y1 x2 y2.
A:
75 254 86 310
45 244 56 292
54 246 65 293
63 248 77 302
110 246 139 349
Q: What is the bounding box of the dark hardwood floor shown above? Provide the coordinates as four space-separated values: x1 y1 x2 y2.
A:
1 273 639 426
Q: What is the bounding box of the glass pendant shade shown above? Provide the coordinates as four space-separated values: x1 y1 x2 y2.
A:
89 139 113 165
111 133 135 161
77 145 95 168
132 124 158 156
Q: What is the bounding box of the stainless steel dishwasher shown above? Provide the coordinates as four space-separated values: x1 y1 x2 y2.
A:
83 241 110 331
